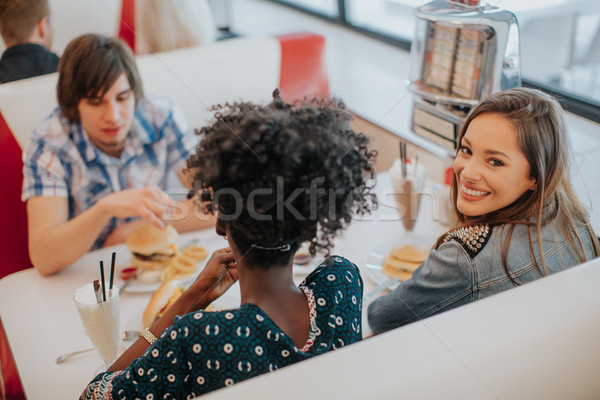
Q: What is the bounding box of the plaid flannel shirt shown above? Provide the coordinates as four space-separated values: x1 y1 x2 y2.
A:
22 94 197 249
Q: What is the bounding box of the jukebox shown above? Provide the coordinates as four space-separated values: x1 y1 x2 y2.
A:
407 0 521 151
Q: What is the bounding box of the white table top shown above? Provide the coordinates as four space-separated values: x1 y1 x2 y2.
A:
0 172 447 399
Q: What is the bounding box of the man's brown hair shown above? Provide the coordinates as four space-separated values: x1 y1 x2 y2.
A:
57 34 144 123
0 0 49 44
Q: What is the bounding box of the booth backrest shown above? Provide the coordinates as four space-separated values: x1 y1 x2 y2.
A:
277 32 329 102
50 0 122 54
0 114 31 278
0 33 328 278
202 257 600 399
0 0 130 55
119 0 136 51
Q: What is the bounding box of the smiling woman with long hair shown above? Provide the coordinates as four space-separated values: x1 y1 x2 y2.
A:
368 87 600 335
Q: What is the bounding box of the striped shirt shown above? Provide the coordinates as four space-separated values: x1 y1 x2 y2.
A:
22 94 197 249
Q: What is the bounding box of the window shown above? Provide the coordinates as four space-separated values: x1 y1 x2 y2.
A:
271 0 600 122
345 0 428 42
275 0 339 17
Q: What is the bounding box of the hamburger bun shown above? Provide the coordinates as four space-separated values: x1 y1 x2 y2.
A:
126 224 179 271
142 280 185 327
382 244 429 280
389 245 429 263
384 255 421 272
383 262 415 280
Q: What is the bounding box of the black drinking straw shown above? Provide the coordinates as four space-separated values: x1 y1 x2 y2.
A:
99 260 106 302
399 141 407 178
109 252 116 296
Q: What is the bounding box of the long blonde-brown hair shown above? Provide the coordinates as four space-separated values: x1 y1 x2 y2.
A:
436 88 599 280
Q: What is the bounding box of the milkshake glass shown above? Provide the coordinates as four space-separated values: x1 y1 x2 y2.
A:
389 158 426 231
73 282 120 367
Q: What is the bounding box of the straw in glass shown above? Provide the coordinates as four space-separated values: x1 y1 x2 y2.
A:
99 260 106 302
399 141 407 178
109 252 116 297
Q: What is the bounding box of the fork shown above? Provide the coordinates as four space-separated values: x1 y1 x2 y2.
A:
55 348 95 364
55 331 140 364
118 277 133 294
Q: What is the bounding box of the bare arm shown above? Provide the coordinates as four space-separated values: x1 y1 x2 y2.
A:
166 168 215 232
102 169 214 247
27 186 175 276
102 198 216 247
27 197 111 276
168 197 216 232
108 249 237 372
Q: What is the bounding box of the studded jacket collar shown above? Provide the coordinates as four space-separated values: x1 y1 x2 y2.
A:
443 224 491 258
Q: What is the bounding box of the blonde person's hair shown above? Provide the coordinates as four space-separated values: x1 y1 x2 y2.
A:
0 0 49 44
135 0 216 55
436 87 600 281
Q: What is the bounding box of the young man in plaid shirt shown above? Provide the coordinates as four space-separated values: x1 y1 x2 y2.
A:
22 34 214 276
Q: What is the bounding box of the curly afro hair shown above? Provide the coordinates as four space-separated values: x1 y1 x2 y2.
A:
187 89 377 266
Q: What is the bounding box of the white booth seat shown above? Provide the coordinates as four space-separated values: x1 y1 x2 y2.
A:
0 36 281 149
0 32 329 149
201 258 600 400
49 0 122 54
0 0 123 55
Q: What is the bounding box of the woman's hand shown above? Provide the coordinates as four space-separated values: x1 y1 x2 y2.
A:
187 248 238 310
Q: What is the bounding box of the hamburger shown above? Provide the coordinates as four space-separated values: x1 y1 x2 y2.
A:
382 245 429 280
142 280 185 327
125 224 179 271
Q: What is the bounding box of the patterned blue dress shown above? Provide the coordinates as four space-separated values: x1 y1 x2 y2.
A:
81 256 363 399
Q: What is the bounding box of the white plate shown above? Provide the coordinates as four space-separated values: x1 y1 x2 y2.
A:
363 232 438 290
118 232 228 293
116 264 201 293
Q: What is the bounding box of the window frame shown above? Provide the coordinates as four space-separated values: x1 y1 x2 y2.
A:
270 0 600 124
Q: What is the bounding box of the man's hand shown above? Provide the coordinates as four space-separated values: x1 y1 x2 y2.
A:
96 186 175 229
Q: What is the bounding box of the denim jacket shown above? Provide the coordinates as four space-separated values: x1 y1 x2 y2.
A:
367 220 596 335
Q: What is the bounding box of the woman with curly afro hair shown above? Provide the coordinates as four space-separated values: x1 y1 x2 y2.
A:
82 90 377 400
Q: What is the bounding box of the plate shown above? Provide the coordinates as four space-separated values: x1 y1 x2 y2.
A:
117 232 228 293
116 257 209 293
363 232 438 289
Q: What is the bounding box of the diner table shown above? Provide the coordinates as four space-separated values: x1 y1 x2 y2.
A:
0 172 447 399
